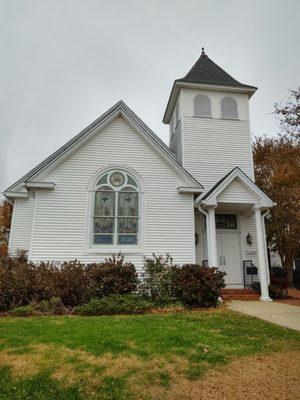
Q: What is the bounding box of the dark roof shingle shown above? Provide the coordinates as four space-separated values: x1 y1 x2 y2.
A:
177 49 257 90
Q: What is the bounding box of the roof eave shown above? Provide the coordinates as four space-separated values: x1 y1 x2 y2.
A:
163 81 257 124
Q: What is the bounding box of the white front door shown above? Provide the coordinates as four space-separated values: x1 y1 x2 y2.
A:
203 231 243 287
217 233 243 287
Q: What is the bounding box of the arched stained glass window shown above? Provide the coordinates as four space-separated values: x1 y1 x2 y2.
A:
221 97 238 119
93 171 139 245
194 95 211 117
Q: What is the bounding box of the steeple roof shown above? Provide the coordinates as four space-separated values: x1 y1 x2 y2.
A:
177 48 256 89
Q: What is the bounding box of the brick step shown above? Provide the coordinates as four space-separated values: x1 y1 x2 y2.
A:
222 294 260 301
221 289 260 301
221 289 257 294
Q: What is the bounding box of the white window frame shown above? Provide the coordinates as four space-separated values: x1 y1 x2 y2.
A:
221 96 239 119
194 94 212 117
85 167 145 254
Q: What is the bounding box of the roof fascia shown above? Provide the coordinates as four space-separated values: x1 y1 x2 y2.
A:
7 101 202 192
119 109 202 188
6 102 123 193
4 191 29 199
24 182 55 190
177 186 203 194
22 110 122 187
196 169 273 208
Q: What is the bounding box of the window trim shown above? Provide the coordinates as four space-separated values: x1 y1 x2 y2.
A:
194 94 212 118
85 166 145 254
220 96 238 119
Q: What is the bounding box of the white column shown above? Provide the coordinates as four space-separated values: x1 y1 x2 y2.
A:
208 207 218 267
254 207 272 301
198 207 212 266
262 211 271 285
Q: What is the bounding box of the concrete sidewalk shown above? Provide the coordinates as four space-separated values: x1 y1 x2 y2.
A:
228 300 300 332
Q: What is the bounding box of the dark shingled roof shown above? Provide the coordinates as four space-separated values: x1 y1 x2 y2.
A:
177 48 257 90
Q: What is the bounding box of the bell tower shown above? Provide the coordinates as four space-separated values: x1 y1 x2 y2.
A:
163 48 257 193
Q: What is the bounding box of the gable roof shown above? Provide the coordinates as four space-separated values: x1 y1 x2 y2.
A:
5 101 203 197
179 49 257 89
163 49 257 124
195 167 274 208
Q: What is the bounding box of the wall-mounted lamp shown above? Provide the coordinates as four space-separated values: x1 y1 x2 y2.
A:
246 232 253 246
195 232 199 246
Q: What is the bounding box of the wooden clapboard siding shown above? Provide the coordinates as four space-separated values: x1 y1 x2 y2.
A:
183 116 253 193
9 196 35 255
217 179 259 203
25 116 195 271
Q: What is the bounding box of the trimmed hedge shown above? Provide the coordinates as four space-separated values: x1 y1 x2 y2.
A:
0 253 226 312
9 297 66 317
139 254 176 305
173 264 226 307
75 294 153 315
0 254 138 311
139 254 226 308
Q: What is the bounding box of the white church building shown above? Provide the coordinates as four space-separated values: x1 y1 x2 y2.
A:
5 49 274 300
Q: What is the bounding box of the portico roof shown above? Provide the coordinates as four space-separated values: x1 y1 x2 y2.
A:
195 167 274 209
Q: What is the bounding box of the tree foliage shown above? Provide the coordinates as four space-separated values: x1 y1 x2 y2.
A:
275 88 300 140
253 88 300 284
0 200 13 257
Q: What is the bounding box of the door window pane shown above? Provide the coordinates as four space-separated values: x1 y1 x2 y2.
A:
215 214 237 229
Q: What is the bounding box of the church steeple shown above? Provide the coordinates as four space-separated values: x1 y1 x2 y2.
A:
163 48 257 124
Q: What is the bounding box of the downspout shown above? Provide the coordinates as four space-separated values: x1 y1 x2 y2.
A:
262 210 270 285
198 206 211 266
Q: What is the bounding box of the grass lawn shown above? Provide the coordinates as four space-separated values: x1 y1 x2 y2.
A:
0 309 299 400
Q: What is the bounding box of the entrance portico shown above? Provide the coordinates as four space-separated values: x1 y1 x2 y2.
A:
195 168 274 301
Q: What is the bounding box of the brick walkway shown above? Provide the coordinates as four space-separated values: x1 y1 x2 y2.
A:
276 287 300 307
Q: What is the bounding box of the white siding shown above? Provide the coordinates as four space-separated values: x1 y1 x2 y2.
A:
182 117 253 193
240 214 259 267
30 116 195 271
9 196 35 255
217 179 258 204
169 120 182 164
176 88 254 193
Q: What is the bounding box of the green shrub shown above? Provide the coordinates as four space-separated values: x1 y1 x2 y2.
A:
138 254 177 305
0 254 138 311
33 297 66 315
75 294 153 315
9 305 36 317
9 297 66 316
54 260 91 307
172 264 226 307
86 255 138 299
0 254 35 311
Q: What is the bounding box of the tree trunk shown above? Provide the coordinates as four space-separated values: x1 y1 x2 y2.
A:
282 254 294 286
